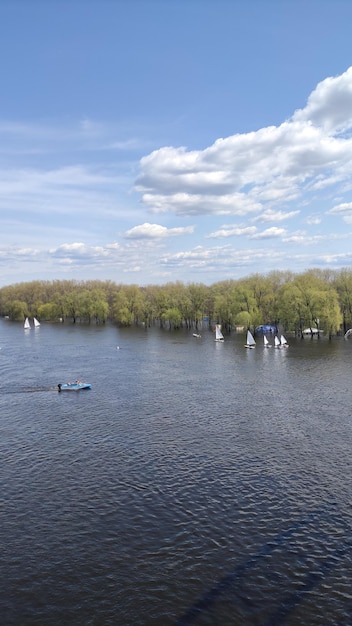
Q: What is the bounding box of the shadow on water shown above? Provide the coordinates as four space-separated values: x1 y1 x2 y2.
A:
176 503 352 625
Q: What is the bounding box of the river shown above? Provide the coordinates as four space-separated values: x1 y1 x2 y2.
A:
0 319 352 625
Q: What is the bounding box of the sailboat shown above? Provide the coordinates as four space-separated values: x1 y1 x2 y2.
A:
263 335 271 348
245 330 256 348
214 324 224 342
274 335 281 348
33 317 40 328
280 334 289 347
24 317 31 330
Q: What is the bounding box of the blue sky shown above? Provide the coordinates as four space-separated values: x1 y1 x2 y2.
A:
1 0 352 287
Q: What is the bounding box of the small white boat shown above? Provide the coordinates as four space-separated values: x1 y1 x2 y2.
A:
280 334 289 347
274 336 281 348
245 330 256 349
193 333 201 338
214 325 224 342
263 335 271 348
24 317 31 330
33 317 40 328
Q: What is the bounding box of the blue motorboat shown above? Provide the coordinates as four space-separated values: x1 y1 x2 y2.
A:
58 382 91 391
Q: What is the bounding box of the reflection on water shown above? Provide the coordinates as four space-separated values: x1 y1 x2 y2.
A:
0 320 352 625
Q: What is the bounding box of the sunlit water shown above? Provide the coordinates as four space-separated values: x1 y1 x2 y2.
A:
1 319 352 625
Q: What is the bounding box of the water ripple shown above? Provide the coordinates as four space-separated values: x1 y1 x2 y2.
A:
1 322 352 624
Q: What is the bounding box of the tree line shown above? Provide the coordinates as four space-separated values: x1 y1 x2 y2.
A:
1 268 352 336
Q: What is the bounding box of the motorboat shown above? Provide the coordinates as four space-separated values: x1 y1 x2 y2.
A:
58 382 91 391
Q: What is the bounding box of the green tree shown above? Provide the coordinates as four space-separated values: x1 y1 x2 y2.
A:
112 290 134 326
333 269 352 333
162 307 182 329
7 300 29 321
37 302 61 321
278 271 342 336
231 280 260 329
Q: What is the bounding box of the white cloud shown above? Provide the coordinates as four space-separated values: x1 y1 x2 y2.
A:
207 225 257 238
3 67 352 286
123 222 194 239
160 245 285 275
282 231 352 244
327 202 352 221
305 215 322 225
292 67 352 133
282 231 307 243
50 242 111 259
140 191 262 216
135 67 352 220
252 209 300 223
250 227 287 240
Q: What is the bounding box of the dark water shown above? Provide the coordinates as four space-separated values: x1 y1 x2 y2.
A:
1 319 352 625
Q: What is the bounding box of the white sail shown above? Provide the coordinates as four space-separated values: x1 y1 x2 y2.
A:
274 335 281 348
215 324 224 342
24 317 31 330
263 335 271 347
245 330 256 348
344 328 352 340
280 334 289 347
33 317 40 327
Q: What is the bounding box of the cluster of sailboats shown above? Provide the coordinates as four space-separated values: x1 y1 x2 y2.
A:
247 330 289 349
24 317 40 329
254 331 289 348
246 330 289 348
212 325 289 348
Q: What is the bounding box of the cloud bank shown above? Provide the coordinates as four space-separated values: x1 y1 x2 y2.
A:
2 67 352 285
135 67 352 222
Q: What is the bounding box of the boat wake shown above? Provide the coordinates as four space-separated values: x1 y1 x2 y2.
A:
0 386 63 394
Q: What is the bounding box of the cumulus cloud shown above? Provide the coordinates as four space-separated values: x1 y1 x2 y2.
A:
123 222 194 239
140 190 262 216
135 67 352 220
292 67 352 133
50 242 111 260
3 68 352 285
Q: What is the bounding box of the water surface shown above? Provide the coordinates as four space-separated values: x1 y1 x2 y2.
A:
1 320 351 625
